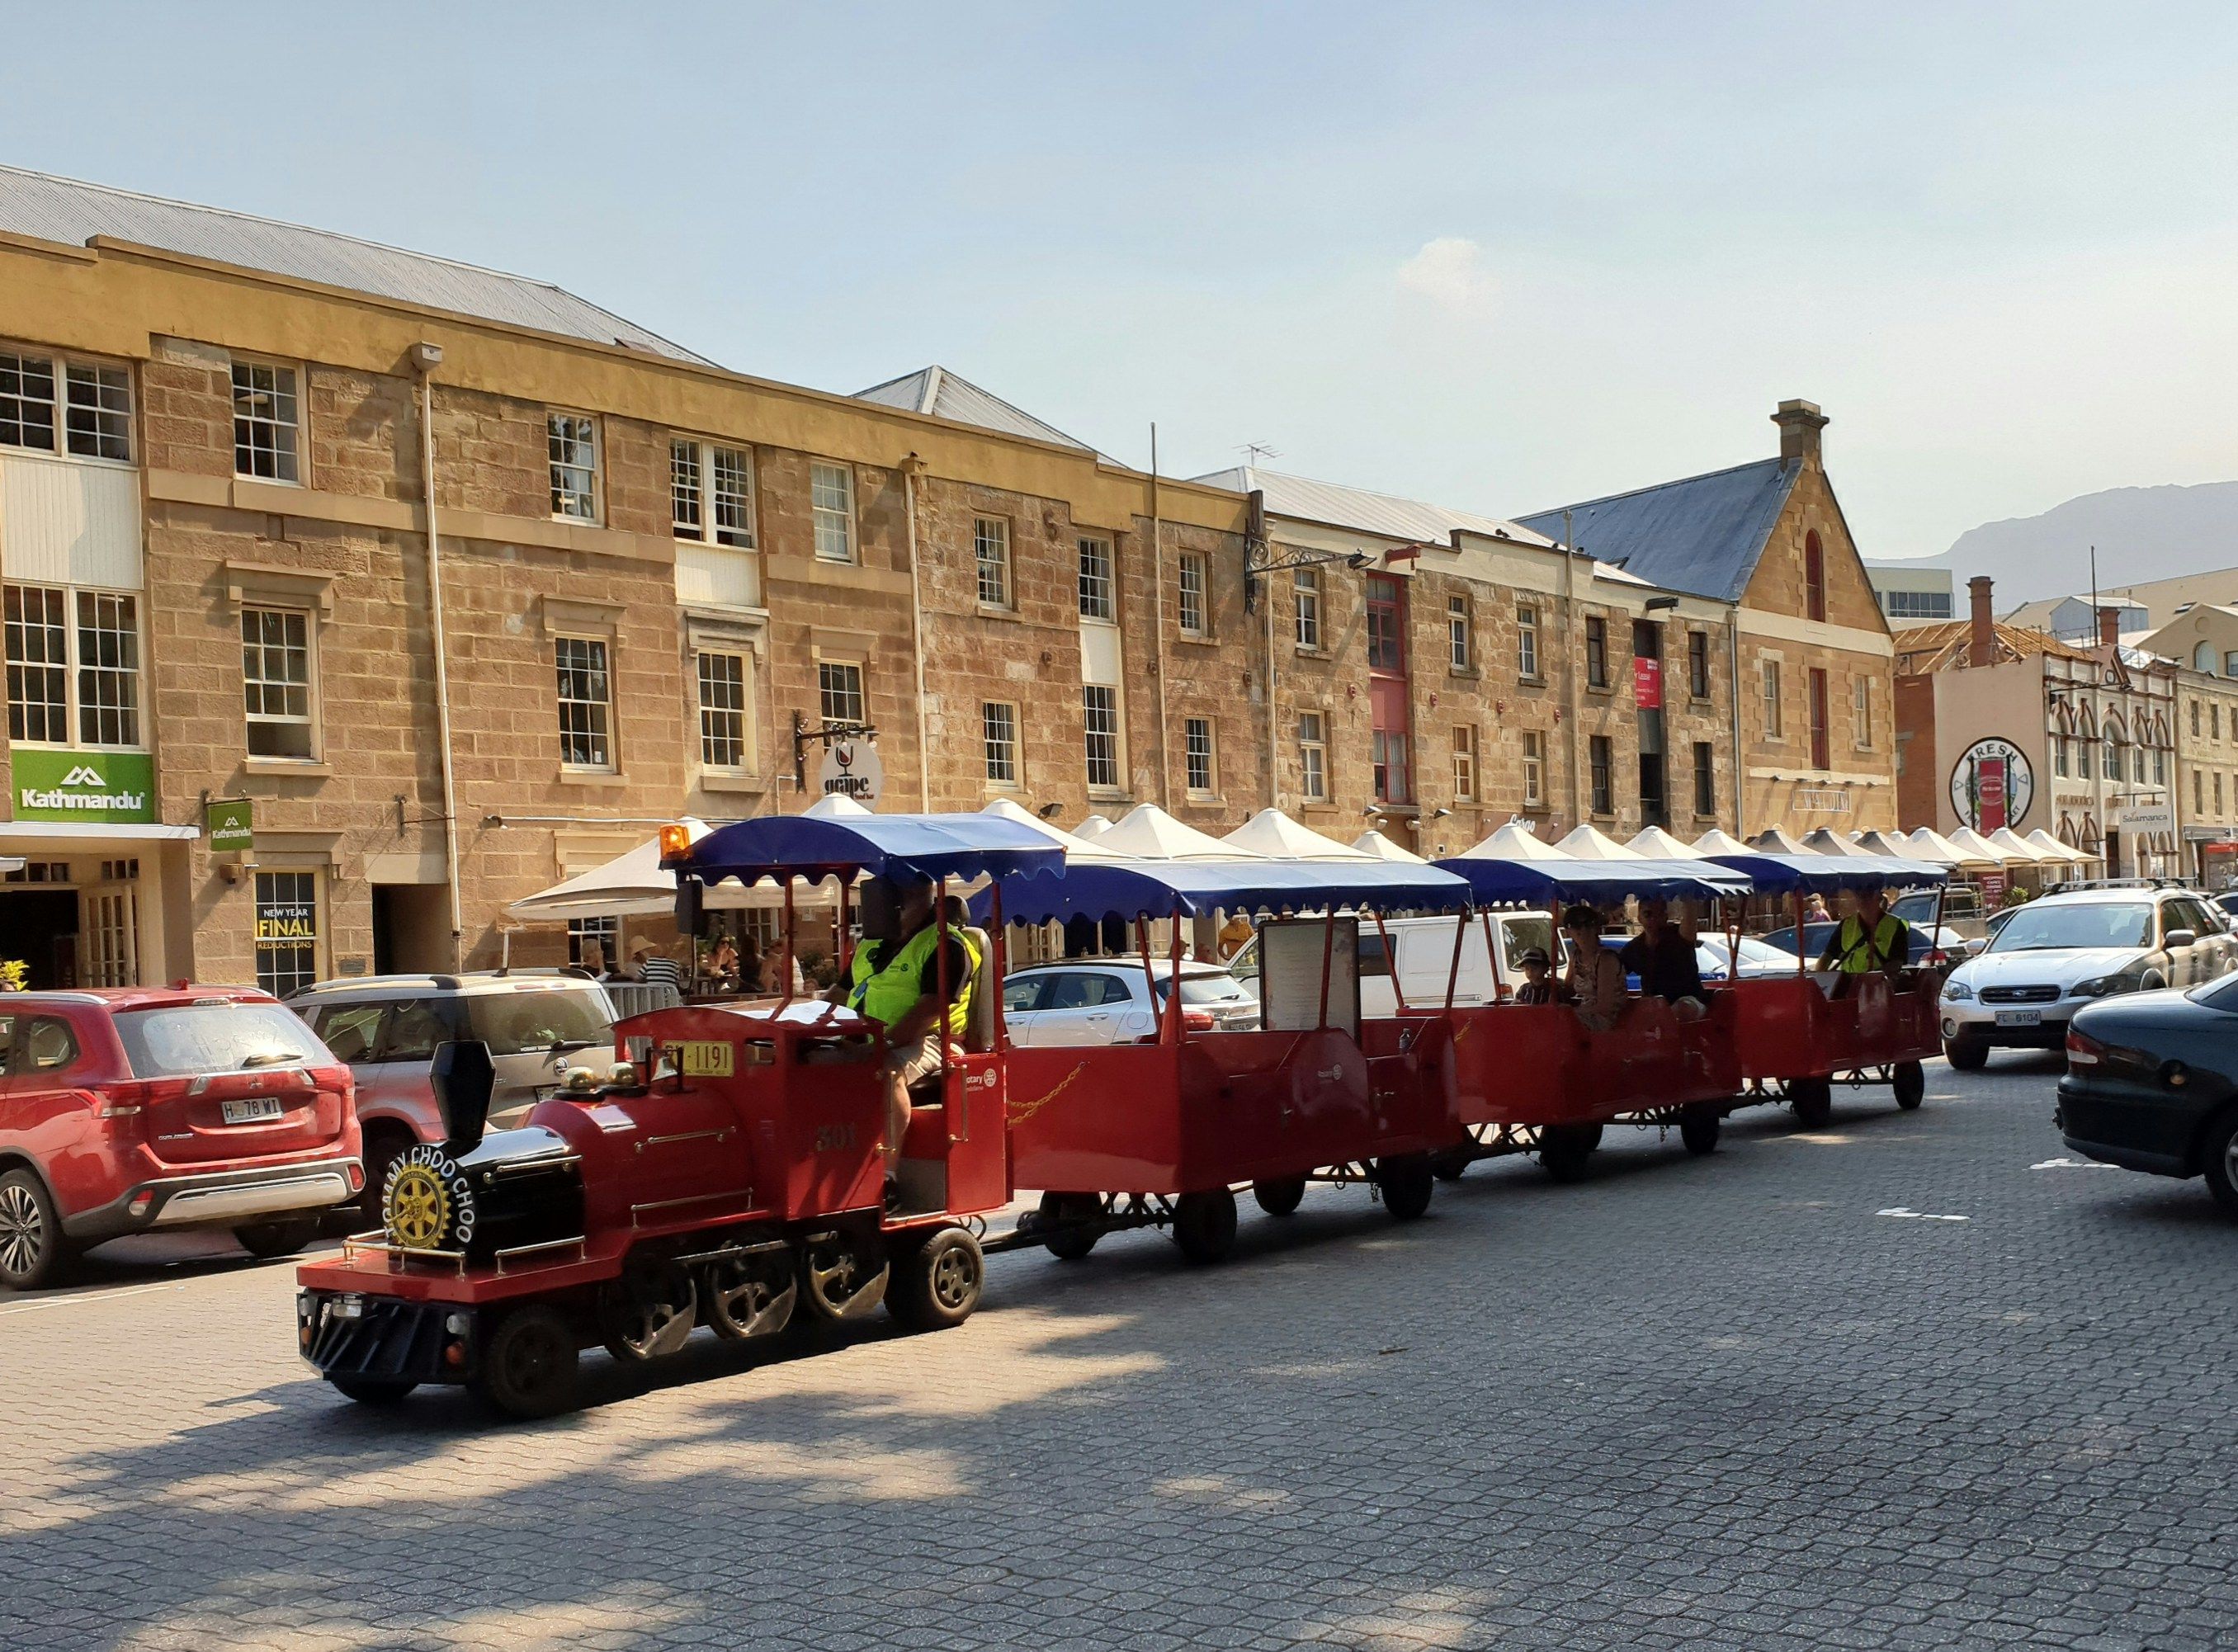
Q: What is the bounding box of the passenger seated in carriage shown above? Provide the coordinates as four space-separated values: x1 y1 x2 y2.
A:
1511 946 1563 1005
1560 904 1628 1032
1622 895 1707 1021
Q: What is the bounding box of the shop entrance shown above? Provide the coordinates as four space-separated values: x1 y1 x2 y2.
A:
372 883 452 975
2 890 80 989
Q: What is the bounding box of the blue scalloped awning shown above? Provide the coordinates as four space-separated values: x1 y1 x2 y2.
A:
676 813 1068 887
1433 855 1750 904
1702 852 1948 894
978 858 1472 925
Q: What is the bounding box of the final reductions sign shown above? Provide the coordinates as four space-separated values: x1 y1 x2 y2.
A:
819 738 884 805
1949 738 2034 832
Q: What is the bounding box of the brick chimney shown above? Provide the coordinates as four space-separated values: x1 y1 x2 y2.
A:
2098 605 2122 649
1773 399 1828 464
1968 575 1996 667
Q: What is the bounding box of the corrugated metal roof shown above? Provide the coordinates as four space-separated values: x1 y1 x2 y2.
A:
0 164 711 364
852 365 1097 451
1516 458 1800 602
1189 465 1556 550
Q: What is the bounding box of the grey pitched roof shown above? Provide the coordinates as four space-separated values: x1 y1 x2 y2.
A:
853 366 1097 451
0 164 711 364
1516 457 1801 602
1190 465 1557 550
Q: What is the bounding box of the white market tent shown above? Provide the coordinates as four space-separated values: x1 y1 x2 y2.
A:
1352 828 1427 863
1987 826 2055 864
1223 808 1372 859
2025 828 2094 866
1690 828 1755 857
1626 826 1698 858
1946 826 2014 866
1853 829 1918 859
1552 824 1639 860
1905 827 1975 866
1071 814 1115 843
1800 827 1863 857
1455 820 1575 862
1093 803 1263 861
1751 827 1814 856
980 797 1128 861
508 817 714 921
803 793 873 819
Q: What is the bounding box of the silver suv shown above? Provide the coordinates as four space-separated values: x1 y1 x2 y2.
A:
1939 885 2238 1069
289 972 620 1213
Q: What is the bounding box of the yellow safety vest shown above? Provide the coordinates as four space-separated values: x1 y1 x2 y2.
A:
858 923 980 1037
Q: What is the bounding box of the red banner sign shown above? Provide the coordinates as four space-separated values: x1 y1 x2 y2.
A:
1633 656 1663 710
1976 757 2007 831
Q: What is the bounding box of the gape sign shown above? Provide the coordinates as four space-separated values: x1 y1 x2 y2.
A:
819 738 884 805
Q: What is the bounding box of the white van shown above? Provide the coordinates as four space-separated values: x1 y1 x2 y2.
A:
1227 911 1555 1019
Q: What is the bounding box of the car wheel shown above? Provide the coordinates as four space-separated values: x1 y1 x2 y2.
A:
1375 1155 1434 1220
1789 1079 1834 1130
1892 1061 1926 1111
234 1219 321 1261
885 1226 985 1332
1679 1104 1721 1154
1171 1188 1237 1264
2200 1107 2238 1217
1251 1177 1306 1216
472 1304 579 1419
1943 1035 1990 1071
0 1168 74 1291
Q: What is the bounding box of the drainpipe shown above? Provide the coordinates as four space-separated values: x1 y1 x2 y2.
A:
1560 512 1582 829
410 346 465 967
1150 425 1171 806
903 455 932 811
1729 603 1745 837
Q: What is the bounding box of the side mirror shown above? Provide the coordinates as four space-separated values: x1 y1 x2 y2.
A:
432 1038 498 1153
675 876 706 938
2166 929 2197 949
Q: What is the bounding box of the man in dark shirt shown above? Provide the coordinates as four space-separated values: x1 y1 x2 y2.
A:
1620 896 1704 1008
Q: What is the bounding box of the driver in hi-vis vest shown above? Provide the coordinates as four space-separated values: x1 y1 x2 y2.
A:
851 875 979 1193
1817 886 1910 977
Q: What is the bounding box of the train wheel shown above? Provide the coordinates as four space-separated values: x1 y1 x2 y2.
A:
1540 1124 1601 1183
1171 1189 1237 1265
1679 1105 1721 1156
1037 1192 1102 1262
1430 1145 1474 1182
473 1305 578 1420
1376 1155 1434 1221
598 1263 699 1362
801 1231 890 1321
703 1251 797 1341
1893 1061 1926 1111
1252 1178 1306 1216
1789 1079 1834 1130
887 1226 984 1332
328 1375 417 1406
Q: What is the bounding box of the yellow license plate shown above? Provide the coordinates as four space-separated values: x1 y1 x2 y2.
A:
676 1040 734 1078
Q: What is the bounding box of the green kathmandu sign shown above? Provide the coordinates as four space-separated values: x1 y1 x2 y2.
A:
11 749 156 824
205 796 254 854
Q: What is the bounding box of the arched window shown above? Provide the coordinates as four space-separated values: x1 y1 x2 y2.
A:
2195 641 2217 674
1803 531 1827 624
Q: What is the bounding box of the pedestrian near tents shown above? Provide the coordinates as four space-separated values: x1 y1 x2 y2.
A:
633 948 682 992
1805 890 1833 923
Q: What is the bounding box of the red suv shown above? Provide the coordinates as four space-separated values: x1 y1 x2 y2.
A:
0 987 363 1290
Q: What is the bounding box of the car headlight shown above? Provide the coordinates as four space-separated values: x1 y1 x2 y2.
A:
2070 971 2141 999
1941 979 1974 1003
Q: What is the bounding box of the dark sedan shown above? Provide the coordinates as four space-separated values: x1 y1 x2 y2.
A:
2058 975 2238 1214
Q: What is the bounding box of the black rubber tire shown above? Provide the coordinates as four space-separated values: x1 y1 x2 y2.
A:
472 1304 579 1419
1430 1145 1474 1182
1679 1105 1721 1155
1171 1187 1238 1264
886 1226 985 1332
1036 1192 1101 1262
2199 1107 2238 1217
0 1167 74 1291
1539 1123 1602 1183
1892 1061 1926 1111
1252 1177 1307 1216
357 1126 414 1225
1376 1155 1434 1221
234 1218 322 1260
1943 1036 1990 1072
328 1375 418 1406
1789 1079 1834 1130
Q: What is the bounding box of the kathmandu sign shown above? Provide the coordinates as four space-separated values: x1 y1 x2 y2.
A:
12 750 156 824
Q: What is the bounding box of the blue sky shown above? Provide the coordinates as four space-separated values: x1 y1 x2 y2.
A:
7 1 2236 558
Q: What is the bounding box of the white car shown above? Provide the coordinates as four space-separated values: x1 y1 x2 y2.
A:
1002 959 1258 1045
1938 885 2238 1069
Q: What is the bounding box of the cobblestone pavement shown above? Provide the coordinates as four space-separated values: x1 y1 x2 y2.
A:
6 1054 2236 1651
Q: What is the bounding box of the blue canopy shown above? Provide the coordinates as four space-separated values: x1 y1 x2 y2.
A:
1701 852 1948 895
978 857 1472 925
1433 855 1749 905
676 813 1067 887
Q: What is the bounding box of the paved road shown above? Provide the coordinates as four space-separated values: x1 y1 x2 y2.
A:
7 1055 2236 1651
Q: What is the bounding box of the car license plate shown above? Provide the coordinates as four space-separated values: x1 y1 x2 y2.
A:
221 1096 286 1125
1994 1008 2042 1027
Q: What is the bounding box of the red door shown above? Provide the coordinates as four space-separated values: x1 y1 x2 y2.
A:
1808 668 1830 771
1367 575 1411 805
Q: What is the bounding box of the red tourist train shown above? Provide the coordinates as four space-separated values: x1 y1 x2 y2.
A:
294 810 1945 1418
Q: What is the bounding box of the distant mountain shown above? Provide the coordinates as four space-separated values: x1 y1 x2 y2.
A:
1903 481 2238 604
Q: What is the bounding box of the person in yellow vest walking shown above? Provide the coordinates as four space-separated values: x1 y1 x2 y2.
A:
853 876 980 1192
1816 886 1910 981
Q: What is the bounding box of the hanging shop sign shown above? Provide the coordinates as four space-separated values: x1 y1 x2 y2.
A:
11 749 156 824
2113 800 2175 835
1632 655 1663 710
205 797 255 855
1948 738 2033 832
819 738 884 805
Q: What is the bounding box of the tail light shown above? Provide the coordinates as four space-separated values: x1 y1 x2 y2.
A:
2066 1027 2106 1068
1924 948 1950 967
1181 1008 1216 1032
101 1076 195 1112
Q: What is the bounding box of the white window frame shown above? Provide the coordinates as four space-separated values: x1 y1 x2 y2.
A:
1447 596 1471 673
1296 568 1322 650
1084 684 1122 791
1078 537 1115 621
696 649 750 773
3 581 144 750
1452 724 1477 802
1298 710 1328 802
548 412 600 522
1518 604 1540 680
982 701 1020 786
230 356 301 484
240 603 317 761
1184 715 1216 797
7 349 136 465
1852 676 1872 749
1762 658 1784 739
1522 729 1544 806
818 658 866 727
975 516 1013 610
811 462 857 563
1177 551 1208 639
555 634 616 771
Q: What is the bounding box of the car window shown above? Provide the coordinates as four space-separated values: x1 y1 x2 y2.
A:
22 1017 79 1074
2190 973 2238 1009
1003 976 1048 1013
1046 972 1128 1011
309 1001 386 1064
0 1013 15 1075
1155 971 1251 1006
1499 918 1554 971
1357 934 1392 979
377 998 450 1063
2173 898 2215 937
1986 902 2153 952
114 1003 330 1077
461 988 611 1055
